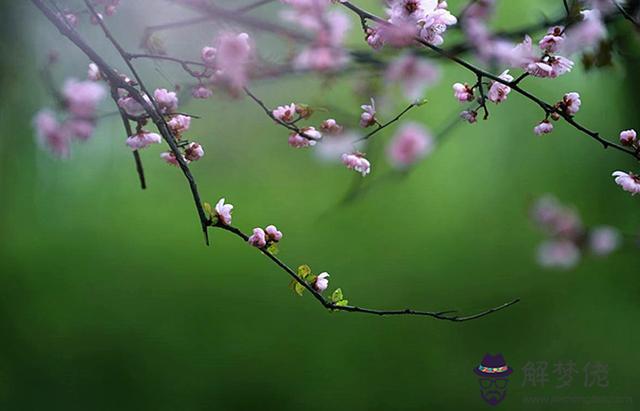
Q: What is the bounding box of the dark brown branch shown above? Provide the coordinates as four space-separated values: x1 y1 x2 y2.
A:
214 223 520 321
83 0 210 243
110 87 146 189
339 1 640 161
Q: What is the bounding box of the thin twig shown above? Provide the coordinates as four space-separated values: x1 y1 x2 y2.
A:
214 223 520 321
339 1 640 161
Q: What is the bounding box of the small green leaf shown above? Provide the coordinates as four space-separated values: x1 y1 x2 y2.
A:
335 299 349 307
416 98 428 106
331 288 343 303
203 202 213 218
293 281 306 296
267 243 279 255
297 264 312 279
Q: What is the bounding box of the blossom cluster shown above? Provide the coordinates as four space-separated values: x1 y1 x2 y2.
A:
531 195 621 269
280 0 351 72
613 130 640 195
33 77 106 158
365 0 457 50
194 32 253 98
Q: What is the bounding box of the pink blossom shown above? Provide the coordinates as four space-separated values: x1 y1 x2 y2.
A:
87 63 101 81
531 195 583 239
153 88 178 113
418 8 457 46
612 171 640 195
212 32 252 91
534 120 554 135
377 18 418 48
160 151 189 166
125 131 162 150
360 98 377 128
184 142 205 161
538 26 565 53
265 225 283 242
293 45 350 72
167 115 191 135
537 240 581 269
341 152 371 176
117 94 151 117
460 110 477 124
248 228 267 248
215 198 233 225
320 118 343 134
588 226 621 256
487 70 513 103
562 92 581 116
385 53 440 101
619 129 637 146
33 109 70 158
201 46 217 66
62 79 106 118
366 27 385 50
563 9 607 54
387 122 434 168
452 82 474 102
66 118 95 141
313 272 330 293
548 56 574 78
272 103 297 122
288 127 320 148
192 85 213 99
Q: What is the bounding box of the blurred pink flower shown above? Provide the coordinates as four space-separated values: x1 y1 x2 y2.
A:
387 122 434 168
341 152 371 176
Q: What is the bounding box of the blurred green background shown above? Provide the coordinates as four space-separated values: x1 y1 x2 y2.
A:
0 0 639 410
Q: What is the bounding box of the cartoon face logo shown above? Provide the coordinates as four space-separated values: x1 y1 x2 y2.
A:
473 353 513 406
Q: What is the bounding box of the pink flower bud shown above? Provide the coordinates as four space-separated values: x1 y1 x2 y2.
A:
126 131 162 150
272 103 296 122
265 225 283 242
192 86 213 99
487 70 513 103
201 46 217 66
619 129 637 146
562 92 581 116
534 120 554 135
167 115 191 135
153 88 178 113
313 272 329 293
360 98 377 128
460 110 477 124
320 118 343 134
160 151 189 166
87 63 101 81
387 122 434 169
184 142 205 161
248 227 267 248
341 152 371 176
453 82 474 102
215 198 233 225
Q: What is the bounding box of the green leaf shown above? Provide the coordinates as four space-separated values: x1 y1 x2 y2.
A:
331 288 343 303
203 202 213 218
297 264 312 279
267 243 279 255
335 299 348 307
293 281 306 296
416 98 428 106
